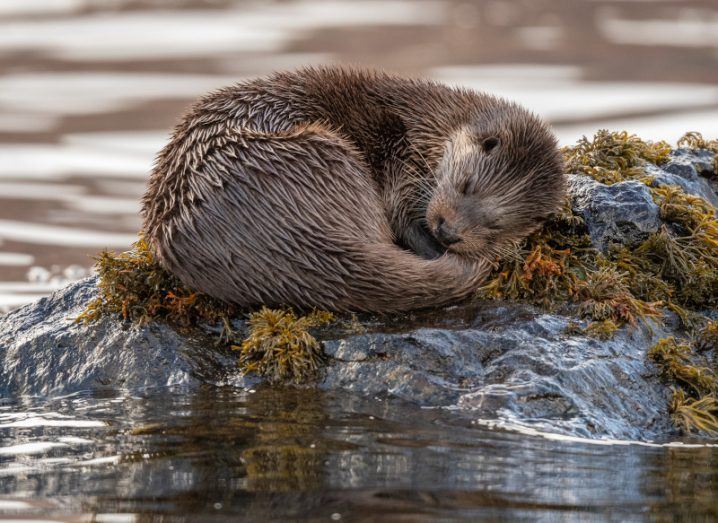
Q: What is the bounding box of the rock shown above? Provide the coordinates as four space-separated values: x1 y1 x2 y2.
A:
672 148 716 178
566 149 717 254
0 276 675 441
645 149 718 208
321 306 673 441
568 175 662 252
0 277 244 397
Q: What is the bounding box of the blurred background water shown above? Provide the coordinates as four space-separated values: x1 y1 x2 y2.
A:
0 0 717 311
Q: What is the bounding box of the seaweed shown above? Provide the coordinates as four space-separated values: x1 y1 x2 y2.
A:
670 389 718 436
574 267 661 325
648 336 718 436
562 130 670 185
648 337 717 396
233 307 333 383
477 200 592 307
75 237 235 328
677 131 718 151
645 186 718 308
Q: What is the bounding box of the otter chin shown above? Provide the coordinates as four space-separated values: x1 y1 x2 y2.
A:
142 66 565 313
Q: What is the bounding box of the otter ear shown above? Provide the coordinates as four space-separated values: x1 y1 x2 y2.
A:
481 136 500 154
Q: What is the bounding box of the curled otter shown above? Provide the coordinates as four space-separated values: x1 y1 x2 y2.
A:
142 67 565 312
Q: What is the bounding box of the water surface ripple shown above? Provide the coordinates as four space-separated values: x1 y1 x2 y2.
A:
0 388 716 520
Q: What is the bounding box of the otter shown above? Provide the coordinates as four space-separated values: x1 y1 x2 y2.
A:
142 67 565 313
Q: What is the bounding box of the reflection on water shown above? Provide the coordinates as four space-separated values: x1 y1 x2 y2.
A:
0 0 717 311
0 387 717 520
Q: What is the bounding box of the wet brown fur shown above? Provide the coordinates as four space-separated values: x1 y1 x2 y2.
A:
142 67 565 312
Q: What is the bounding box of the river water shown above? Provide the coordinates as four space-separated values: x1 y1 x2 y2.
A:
2 388 718 521
1 0 718 520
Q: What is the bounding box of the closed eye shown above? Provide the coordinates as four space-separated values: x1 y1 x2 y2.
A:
482 217 501 230
461 175 476 195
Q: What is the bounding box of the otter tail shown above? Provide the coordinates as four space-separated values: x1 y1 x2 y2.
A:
142 123 491 313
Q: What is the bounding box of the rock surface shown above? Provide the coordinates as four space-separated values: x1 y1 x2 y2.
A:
652 148 718 207
0 149 716 442
569 175 661 252
0 278 241 396
0 276 675 441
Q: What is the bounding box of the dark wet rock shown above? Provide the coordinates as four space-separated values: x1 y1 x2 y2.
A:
671 148 716 178
0 276 675 442
645 149 718 207
566 149 717 254
0 277 242 397
568 175 661 252
321 308 673 441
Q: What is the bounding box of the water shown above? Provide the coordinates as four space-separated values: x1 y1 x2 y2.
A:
1 387 717 521
1 1 718 519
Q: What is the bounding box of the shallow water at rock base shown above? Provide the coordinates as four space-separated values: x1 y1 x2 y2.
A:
0 386 716 521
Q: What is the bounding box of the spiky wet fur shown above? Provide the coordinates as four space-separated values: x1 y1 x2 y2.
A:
142 67 564 312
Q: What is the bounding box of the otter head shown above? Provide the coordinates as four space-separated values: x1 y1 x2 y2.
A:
425 103 565 260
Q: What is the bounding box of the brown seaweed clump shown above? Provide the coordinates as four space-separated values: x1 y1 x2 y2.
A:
670 390 718 436
233 308 333 383
76 237 235 329
562 129 671 185
649 329 718 436
648 336 718 396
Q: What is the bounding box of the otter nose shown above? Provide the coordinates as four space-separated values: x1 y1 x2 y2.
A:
434 218 461 246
